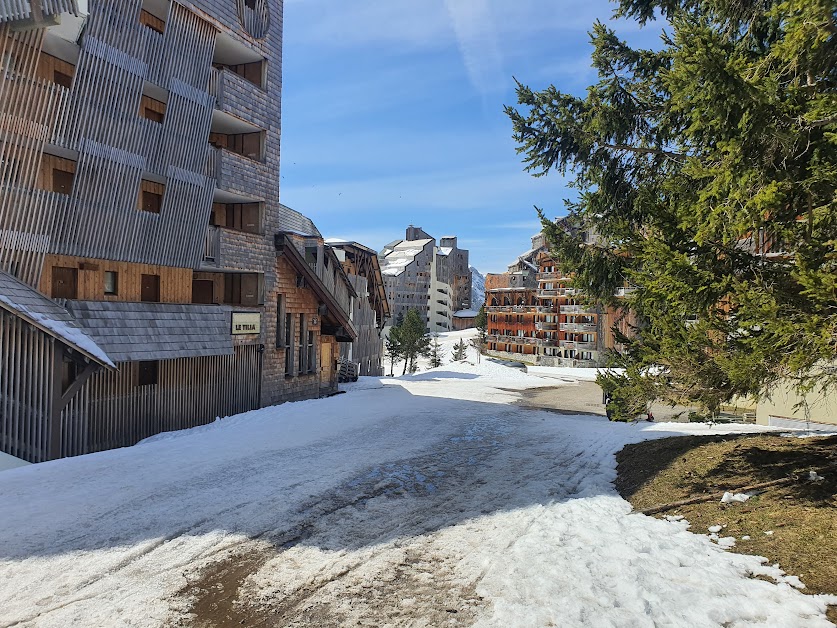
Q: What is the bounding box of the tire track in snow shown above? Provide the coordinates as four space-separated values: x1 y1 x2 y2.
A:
181 409 594 626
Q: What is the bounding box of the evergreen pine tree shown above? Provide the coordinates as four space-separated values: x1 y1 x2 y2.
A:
506 0 837 411
399 309 432 375
452 339 468 362
429 334 443 369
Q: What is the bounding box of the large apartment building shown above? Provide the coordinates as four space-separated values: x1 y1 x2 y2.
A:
379 226 471 333
0 0 357 462
485 229 631 367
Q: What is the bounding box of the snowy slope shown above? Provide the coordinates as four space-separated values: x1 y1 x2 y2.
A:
0 361 833 626
470 266 485 309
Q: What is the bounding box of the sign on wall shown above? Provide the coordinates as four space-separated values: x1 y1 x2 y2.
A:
231 312 261 335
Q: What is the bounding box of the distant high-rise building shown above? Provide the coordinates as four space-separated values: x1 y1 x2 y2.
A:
379 226 471 333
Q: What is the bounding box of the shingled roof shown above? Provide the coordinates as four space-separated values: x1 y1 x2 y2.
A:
0 271 114 367
65 301 235 363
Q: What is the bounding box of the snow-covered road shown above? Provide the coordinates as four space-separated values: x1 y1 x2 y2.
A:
0 360 834 627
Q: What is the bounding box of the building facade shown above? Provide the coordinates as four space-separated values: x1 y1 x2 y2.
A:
329 239 390 376
379 226 471 333
485 230 622 367
0 1 356 462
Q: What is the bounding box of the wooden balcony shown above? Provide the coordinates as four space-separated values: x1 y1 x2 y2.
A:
560 340 597 351
561 322 598 333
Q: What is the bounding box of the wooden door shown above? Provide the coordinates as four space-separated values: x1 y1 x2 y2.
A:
141 274 160 302
51 266 78 299
320 339 333 388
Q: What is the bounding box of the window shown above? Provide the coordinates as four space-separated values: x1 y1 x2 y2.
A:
137 361 158 386
104 271 118 295
191 279 214 304
213 202 261 234
298 313 306 374
275 294 286 348
208 131 264 161
51 266 78 299
223 273 260 306
52 169 74 194
53 70 72 89
307 330 316 374
138 181 163 213
139 96 166 124
284 313 294 377
141 274 160 302
139 9 165 33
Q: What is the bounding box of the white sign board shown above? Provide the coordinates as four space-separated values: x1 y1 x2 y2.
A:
231 312 261 335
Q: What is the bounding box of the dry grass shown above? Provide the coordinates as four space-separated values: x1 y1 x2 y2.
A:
615 433 837 622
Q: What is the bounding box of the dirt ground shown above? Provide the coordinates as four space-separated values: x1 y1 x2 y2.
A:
517 380 694 422
615 433 837 622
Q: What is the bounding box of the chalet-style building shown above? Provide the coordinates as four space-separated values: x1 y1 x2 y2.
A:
328 239 390 376
379 226 471 333
0 0 357 463
485 230 632 367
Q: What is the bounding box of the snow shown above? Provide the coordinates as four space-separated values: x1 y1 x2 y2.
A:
0 357 834 626
809 470 824 482
721 491 751 503
0 294 115 368
470 266 485 309
0 451 29 472
453 308 479 318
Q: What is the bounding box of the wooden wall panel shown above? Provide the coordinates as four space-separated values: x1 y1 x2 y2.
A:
39 254 193 303
35 52 76 85
0 310 54 462
83 345 261 454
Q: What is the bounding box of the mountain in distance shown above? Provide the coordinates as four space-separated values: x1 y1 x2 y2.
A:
470 266 485 311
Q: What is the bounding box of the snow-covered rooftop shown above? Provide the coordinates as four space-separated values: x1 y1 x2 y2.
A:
0 271 114 367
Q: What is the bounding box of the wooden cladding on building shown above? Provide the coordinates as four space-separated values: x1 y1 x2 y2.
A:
139 95 166 124
35 51 76 89
0 309 55 462
0 312 262 462
211 201 261 234
0 26 73 285
208 131 264 161
39 255 193 303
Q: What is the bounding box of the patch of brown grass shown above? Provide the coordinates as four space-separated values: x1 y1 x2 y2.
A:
616 433 837 620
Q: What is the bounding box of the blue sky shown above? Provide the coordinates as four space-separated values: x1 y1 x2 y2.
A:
279 0 662 274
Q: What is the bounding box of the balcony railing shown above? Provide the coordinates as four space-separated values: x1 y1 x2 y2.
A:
203 225 220 263
536 321 558 331
560 340 597 351
561 322 598 333
614 286 637 297
560 305 589 313
488 334 541 346
487 305 532 312
556 358 599 368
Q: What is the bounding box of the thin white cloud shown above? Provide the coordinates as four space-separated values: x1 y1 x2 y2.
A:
443 0 505 95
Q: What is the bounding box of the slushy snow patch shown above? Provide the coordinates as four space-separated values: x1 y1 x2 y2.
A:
0 357 833 626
